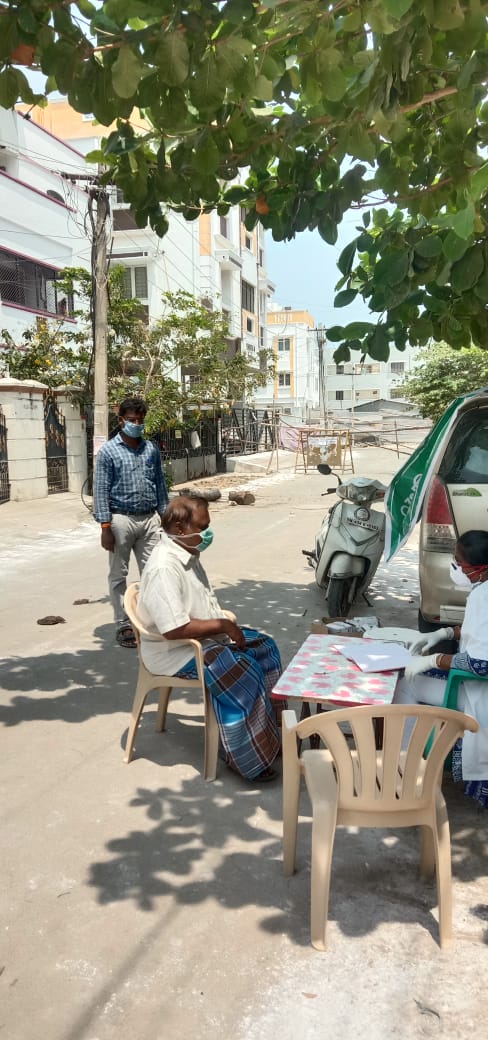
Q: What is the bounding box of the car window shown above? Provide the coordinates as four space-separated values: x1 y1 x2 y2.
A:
439 409 488 483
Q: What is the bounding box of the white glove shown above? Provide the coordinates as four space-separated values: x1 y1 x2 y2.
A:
404 654 439 681
409 627 454 656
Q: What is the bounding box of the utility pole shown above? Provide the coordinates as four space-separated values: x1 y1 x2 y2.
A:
90 185 110 448
314 325 328 425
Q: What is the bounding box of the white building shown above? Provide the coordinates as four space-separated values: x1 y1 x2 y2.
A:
254 305 320 419
0 109 91 345
18 101 275 384
323 342 417 417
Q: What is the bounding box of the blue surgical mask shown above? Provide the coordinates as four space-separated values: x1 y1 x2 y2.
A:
196 527 214 551
169 527 214 552
123 420 145 438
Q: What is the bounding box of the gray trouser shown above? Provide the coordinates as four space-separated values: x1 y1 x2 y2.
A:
108 512 161 625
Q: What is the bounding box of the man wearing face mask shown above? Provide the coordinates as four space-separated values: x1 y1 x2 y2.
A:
394 530 488 807
93 397 168 648
137 495 282 782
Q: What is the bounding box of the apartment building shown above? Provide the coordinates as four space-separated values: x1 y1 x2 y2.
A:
0 108 90 345
18 101 275 382
254 305 320 418
323 341 416 417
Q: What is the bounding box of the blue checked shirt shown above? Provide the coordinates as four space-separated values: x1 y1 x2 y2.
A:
93 432 169 523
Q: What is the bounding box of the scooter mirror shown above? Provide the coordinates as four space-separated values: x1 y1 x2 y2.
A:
317 464 331 475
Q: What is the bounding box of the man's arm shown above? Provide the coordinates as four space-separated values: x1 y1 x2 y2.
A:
164 617 246 650
153 445 169 515
93 448 113 523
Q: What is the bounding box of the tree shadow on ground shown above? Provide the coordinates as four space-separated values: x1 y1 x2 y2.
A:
0 577 321 730
87 757 488 950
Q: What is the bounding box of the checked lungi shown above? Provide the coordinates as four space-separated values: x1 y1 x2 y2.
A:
176 627 282 780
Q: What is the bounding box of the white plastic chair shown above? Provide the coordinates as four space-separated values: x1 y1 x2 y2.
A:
282 703 479 950
123 582 220 780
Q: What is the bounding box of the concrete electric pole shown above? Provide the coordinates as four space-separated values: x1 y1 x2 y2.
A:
90 186 110 449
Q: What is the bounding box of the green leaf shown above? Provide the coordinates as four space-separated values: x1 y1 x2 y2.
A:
432 0 464 30
414 235 442 259
111 46 144 99
326 326 346 342
317 214 338 245
16 6 39 34
343 322 374 338
334 289 358 307
347 124 376 164
367 326 390 362
193 134 219 175
451 246 484 293
254 75 273 101
0 68 23 107
437 203 476 241
442 232 469 262
338 239 357 277
381 0 415 16
471 162 488 203
323 69 347 101
156 32 190 87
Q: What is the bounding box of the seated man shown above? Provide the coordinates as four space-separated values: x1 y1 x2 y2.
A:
138 495 282 782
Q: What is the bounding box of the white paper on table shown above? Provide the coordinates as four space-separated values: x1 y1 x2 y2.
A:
331 640 412 672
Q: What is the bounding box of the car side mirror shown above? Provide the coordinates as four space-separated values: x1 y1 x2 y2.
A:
317 464 331 476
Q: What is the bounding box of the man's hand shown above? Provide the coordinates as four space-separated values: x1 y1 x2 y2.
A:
101 527 115 553
409 627 454 655
224 619 247 650
404 653 438 681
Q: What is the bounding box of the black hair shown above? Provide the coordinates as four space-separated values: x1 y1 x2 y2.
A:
118 397 147 418
161 495 209 532
457 530 488 566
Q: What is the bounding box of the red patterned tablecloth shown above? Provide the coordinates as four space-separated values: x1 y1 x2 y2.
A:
272 634 398 706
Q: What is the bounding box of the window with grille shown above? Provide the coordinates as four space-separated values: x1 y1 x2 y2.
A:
220 215 229 237
279 372 291 386
278 338 290 352
241 280 255 312
245 234 252 251
246 316 254 332
390 361 405 373
121 265 148 300
336 389 344 401
0 248 74 317
336 364 344 374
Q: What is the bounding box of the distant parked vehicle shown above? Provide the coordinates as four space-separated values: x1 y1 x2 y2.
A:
419 389 488 630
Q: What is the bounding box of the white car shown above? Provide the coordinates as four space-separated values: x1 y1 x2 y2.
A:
419 389 488 630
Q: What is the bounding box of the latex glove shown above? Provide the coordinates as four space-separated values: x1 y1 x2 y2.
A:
404 654 438 681
409 627 454 656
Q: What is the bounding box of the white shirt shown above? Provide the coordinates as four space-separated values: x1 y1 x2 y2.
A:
457 580 488 778
138 533 228 674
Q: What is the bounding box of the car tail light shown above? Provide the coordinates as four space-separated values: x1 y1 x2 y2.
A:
422 476 456 551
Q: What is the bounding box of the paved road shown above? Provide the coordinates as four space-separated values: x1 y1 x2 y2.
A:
1 448 486 1040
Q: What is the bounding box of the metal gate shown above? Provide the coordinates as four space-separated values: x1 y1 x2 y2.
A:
44 394 68 494
0 404 10 504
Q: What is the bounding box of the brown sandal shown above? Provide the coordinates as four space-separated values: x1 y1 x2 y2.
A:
116 625 137 649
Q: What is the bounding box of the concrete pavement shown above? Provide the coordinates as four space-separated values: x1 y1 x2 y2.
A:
1 447 487 1040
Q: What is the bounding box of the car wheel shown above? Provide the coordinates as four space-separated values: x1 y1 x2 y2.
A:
417 610 444 633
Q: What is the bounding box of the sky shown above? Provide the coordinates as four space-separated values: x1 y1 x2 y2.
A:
266 213 370 331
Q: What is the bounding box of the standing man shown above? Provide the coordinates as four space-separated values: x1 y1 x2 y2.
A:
94 396 169 648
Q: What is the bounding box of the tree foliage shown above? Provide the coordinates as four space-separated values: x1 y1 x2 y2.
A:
1 2 488 359
1 272 271 431
401 342 488 422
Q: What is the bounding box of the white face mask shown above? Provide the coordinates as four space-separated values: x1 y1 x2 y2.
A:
450 560 473 590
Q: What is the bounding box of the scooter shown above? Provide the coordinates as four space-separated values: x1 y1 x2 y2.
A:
303 464 387 618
